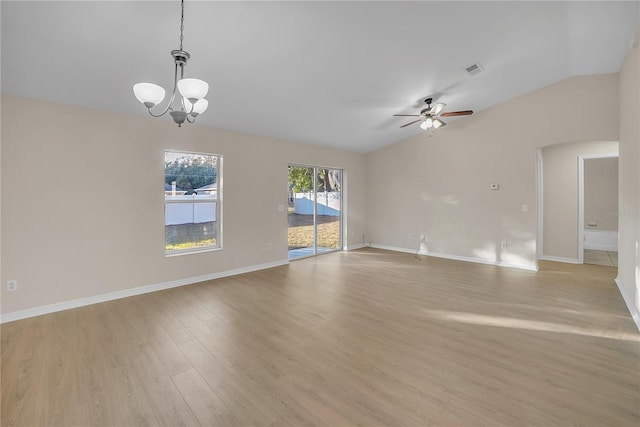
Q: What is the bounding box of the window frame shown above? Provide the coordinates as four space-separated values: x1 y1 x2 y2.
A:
164 150 222 256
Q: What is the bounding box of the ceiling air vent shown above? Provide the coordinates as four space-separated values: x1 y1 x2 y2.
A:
465 63 484 76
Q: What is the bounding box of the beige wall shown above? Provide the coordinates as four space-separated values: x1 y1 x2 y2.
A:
541 141 618 260
366 74 619 269
584 157 618 231
617 26 640 329
0 94 367 315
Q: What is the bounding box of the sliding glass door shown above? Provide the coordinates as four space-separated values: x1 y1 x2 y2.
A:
288 165 342 260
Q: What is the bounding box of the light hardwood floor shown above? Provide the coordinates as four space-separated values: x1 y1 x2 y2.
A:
2 248 639 426
584 249 619 267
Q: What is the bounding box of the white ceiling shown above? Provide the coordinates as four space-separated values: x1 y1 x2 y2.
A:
2 1 638 152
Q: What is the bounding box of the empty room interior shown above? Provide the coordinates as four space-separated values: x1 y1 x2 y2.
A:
1 1 640 426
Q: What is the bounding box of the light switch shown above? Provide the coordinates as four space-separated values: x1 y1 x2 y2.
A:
522 204 528 212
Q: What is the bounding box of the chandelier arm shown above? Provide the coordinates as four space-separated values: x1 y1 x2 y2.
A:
181 98 195 115
146 63 180 118
186 115 196 124
178 63 194 115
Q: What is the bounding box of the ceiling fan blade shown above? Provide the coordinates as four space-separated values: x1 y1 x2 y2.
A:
433 118 447 129
393 114 420 117
440 110 474 117
400 119 422 128
429 102 446 115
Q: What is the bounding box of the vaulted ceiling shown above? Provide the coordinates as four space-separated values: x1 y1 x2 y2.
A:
2 1 638 152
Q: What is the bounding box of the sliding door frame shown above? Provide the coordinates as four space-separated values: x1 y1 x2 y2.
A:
288 163 343 260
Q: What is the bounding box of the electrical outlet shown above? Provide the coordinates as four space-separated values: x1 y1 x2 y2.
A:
522 204 528 212
267 243 272 250
408 233 413 239
7 280 17 292
501 241 508 249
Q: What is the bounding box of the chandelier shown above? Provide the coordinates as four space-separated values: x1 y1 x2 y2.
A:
133 0 208 127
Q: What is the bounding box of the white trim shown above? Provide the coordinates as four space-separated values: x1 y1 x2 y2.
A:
538 255 581 264
0 259 289 324
369 243 416 254
346 243 366 251
584 244 619 251
578 156 585 263
577 152 618 265
425 251 538 271
370 244 538 271
615 277 640 332
536 148 543 262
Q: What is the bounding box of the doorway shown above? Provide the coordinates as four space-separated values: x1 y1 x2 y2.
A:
579 154 619 266
537 142 619 265
288 165 342 260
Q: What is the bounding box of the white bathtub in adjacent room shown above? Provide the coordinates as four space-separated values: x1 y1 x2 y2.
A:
584 229 618 251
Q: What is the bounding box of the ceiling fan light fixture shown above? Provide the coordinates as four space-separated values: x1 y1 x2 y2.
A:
420 117 434 130
394 97 470 131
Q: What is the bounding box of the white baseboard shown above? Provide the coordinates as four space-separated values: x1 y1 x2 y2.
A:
425 251 538 271
539 255 581 264
615 277 640 333
0 259 289 324
369 243 417 254
370 244 537 271
345 243 366 251
584 244 618 251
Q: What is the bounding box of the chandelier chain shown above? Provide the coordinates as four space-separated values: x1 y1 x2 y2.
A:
179 0 185 51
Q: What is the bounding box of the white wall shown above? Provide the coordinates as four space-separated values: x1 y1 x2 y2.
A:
366 74 619 270
0 94 367 316
616 26 640 330
541 141 618 260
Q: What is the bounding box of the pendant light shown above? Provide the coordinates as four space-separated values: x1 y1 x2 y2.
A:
133 0 208 127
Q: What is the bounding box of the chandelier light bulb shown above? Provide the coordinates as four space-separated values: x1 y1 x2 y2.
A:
133 83 166 108
178 78 209 103
184 98 209 115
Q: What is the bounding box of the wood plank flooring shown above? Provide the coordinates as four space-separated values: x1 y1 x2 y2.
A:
584 249 619 267
2 248 639 426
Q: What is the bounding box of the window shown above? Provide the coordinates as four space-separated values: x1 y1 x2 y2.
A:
164 151 221 255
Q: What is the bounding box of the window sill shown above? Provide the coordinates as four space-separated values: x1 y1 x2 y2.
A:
165 246 222 257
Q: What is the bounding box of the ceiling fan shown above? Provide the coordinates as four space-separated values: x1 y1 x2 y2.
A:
394 98 473 130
